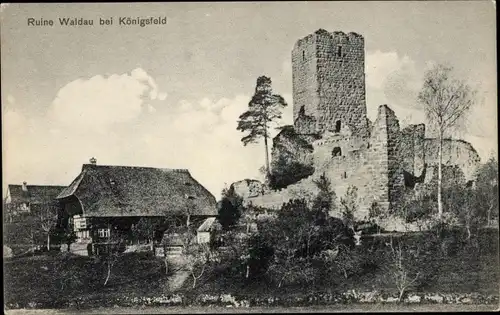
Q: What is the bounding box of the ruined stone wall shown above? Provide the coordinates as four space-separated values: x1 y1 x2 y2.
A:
385 108 405 211
231 179 265 199
400 124 426 177
423 138 481 181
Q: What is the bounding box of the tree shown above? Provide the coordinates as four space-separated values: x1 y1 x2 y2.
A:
237 76 287 177
387 237 420 302
218 187 243 231
340 185 358 232
418 64 477 218
368 201 386 234
131 217 166 248
102 223 126 286
260 198 353 288
178 228 216 288
475 156 499 226
312 173 336 220
36 203 59 251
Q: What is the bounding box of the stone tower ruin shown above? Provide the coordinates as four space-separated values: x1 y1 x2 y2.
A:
234 29 481 230
292 29 368 137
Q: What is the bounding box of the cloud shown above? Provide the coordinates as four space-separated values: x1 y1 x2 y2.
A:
365 51 427 126
48 68 166 131
6 94 15 104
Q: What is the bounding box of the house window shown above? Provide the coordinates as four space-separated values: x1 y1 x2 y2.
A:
332 147 342 157
341 171 347 179
73 216 87 230
98 228 110 238
337 46 342 57
335 120 341 133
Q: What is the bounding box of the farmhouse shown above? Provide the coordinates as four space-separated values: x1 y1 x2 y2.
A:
56 158 217 254
4 182 66 223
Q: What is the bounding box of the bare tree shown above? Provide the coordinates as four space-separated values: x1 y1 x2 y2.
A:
388 237 420 302
102 223 125 286
178 228 215 288
418 64 477 218
37 203 59 251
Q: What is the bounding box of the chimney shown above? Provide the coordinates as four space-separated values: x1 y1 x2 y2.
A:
22 181 28 191
89 157 97 165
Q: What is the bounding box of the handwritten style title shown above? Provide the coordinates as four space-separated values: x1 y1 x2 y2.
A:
27 17 168 27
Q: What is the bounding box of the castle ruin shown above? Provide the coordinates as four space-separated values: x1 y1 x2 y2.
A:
233 29 481 222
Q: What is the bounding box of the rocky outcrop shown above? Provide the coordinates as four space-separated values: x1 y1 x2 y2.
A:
230 179 265 199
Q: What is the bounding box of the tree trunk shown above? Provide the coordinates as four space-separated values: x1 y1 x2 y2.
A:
466 225 471 240
192 274 197 289
437 131 443 218
264 133 270 176
487 205 492 227
164 257 169 275
47 233 50 251
104 262 111 286
398 289 405 302
245 264 250 279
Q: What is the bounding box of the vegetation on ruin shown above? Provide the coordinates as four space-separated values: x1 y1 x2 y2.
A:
268 153 315 190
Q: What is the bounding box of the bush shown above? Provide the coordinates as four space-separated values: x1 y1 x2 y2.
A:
268 155 314 190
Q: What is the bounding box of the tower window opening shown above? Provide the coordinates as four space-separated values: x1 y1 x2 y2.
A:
335 120 341 133
337 46 342 57
332 147 342 157
302 50 305 61
341 171 347 179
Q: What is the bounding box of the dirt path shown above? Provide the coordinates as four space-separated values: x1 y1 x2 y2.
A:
167 270 190 291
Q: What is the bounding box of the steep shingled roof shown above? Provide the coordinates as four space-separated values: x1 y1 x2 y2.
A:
6 184 66 204
57 164 217 217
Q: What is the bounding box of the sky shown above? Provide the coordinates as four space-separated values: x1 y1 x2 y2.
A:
1 2 497 200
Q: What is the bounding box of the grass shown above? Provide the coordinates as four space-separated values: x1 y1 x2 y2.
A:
4 252 169 307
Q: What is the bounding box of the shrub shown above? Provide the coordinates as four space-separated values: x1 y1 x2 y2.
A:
218 187 244 231
268 160 315 190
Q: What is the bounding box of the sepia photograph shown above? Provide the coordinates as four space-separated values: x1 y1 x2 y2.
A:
1 2 498 314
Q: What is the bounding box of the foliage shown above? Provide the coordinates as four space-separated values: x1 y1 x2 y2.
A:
257 198 354 288
312 173 336 219
237 76 288 175
367 201 388 234
340 185 358 231
474 156 499 225
418 63 477 218
268 153 314 190
131 218 157 243
218 187 244 231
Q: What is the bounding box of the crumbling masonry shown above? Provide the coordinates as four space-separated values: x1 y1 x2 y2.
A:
234 29 481 221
